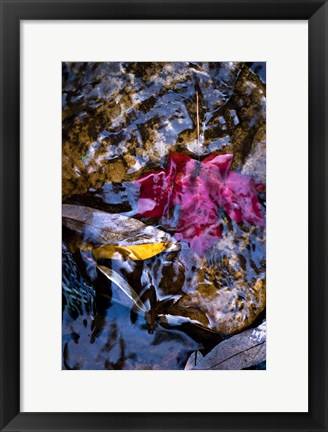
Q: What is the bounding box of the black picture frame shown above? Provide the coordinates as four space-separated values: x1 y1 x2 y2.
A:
1 0 327 431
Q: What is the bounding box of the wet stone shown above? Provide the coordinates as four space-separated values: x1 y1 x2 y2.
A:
62 61 266 369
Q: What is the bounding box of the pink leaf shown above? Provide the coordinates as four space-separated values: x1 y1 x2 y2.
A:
134 152 264 254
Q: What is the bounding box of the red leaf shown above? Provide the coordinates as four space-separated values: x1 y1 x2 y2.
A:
135 153 264 254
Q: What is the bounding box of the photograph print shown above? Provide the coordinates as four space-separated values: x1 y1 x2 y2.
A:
62 62 266 370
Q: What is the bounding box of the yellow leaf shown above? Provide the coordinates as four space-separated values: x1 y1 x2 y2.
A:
93 242 170 261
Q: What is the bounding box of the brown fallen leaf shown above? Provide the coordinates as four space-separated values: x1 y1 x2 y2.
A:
184 351 204 370
192 321 266 370
62 204 180 260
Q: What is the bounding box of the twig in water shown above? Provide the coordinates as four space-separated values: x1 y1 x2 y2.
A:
196 90 200 152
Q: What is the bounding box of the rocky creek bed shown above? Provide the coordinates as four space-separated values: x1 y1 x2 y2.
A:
62 62 266 370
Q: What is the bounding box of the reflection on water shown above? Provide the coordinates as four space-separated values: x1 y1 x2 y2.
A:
62 62 266 370
63 243 202 370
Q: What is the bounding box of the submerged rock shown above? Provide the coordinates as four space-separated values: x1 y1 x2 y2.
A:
62 62 265 200
141 222 265 335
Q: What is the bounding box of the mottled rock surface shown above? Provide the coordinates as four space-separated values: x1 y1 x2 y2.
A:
63 62 266 199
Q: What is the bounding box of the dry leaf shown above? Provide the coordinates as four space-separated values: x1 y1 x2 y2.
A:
184 351 204 370
62 204 180 260
193 321 266 370
93 243 171 261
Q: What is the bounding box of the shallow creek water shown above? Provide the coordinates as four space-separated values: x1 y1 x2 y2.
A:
62 62 266 370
